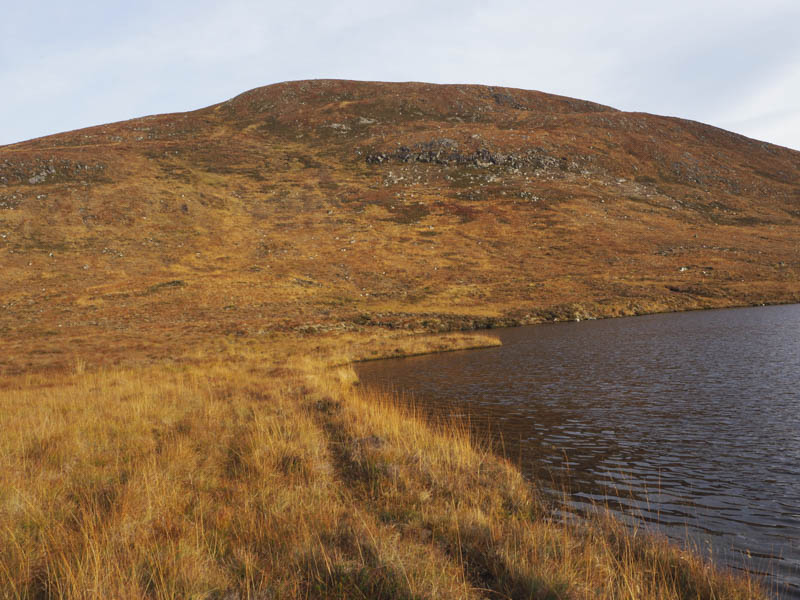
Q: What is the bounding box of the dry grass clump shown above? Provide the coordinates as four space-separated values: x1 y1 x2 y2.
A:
0 354 766 598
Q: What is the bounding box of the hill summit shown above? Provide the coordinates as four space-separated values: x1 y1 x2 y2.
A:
2 79 799 372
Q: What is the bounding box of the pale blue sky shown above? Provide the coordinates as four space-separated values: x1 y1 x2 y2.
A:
2 0 799 150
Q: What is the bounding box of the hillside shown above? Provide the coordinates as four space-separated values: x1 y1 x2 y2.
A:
2 79 799 373
0 79 786 598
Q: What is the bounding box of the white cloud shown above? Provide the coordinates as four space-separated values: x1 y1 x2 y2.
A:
2 0 799 149
714 62 800 149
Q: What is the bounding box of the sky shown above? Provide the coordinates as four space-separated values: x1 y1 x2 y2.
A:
2 0 800 150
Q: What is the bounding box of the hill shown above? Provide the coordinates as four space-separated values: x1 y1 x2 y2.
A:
2 79 799 372
0 79 784 597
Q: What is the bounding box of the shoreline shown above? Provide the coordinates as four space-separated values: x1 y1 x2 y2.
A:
346 296 800 339
313 298 800 369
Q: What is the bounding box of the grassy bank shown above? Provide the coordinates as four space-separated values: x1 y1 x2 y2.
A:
0 334 766 599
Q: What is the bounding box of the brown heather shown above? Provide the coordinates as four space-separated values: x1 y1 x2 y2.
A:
1 79 795 597
1 79 799 374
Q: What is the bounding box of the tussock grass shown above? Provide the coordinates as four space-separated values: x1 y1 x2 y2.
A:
0 348 766 598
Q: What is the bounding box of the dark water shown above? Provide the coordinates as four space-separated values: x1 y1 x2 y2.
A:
356 305 800 598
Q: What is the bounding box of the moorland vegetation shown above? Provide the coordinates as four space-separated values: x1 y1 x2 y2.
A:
2 79 797 597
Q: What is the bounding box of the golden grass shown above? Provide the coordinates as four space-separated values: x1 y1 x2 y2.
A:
0 342 766 599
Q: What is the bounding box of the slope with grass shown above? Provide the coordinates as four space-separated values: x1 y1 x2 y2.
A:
2 79 799 373
0 349 769 598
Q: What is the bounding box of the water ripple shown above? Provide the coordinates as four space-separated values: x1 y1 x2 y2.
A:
358 304 800 598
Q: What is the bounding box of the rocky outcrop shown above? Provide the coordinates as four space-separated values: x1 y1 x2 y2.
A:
365 139 569 172
0 158 107 186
